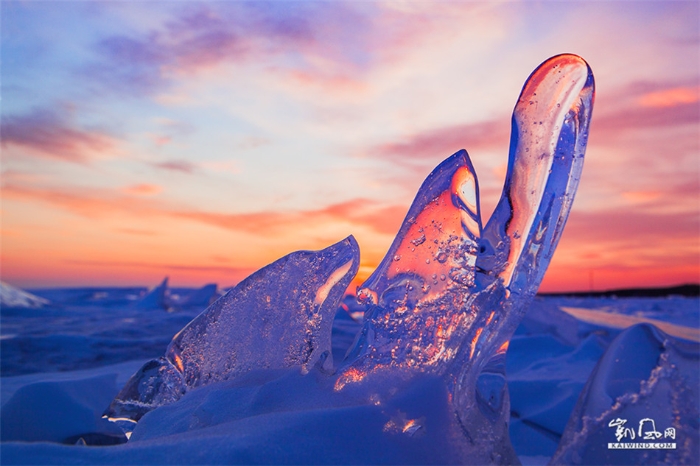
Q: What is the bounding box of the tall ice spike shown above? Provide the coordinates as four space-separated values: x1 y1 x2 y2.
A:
342 150 483 374
476 53 595 298
450 53 594 464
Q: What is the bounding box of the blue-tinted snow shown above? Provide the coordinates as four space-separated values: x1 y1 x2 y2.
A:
2 286 698 464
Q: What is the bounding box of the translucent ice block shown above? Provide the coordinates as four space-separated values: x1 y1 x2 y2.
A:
342 54 594 376
342 151 483 373
105 236 359 424
477 54 595 298
338 54 594 463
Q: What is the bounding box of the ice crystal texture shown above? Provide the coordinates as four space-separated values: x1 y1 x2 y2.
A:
337 54 594 462
105 236 359 423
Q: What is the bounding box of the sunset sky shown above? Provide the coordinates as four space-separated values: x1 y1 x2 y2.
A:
2 1 699 292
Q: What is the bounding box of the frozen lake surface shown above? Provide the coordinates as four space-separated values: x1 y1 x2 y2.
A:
1 285 697 464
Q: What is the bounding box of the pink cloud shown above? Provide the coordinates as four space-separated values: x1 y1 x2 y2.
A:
590 80 700 144
152 135 172 146
592 101 698 134
372 81 698 171
372 119 510 165
287 70 368 93
85 2 485 97
153 160 198 174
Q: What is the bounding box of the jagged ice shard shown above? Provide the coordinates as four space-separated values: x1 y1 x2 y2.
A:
105 236 359 425
337 54 594 463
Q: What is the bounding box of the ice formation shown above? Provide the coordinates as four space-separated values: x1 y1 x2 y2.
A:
550 323 699 465
102 54 594 463
178 283 219 308
132 277 169 310
105 237 359 424
0 281 50 308
335 54 594 462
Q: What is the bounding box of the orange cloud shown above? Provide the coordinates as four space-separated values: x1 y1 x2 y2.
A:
123 184 163 196
64 258 256 279
1 183 405 238
540 262 699 293
2 184 160 218
4 174 698 293
639 86 700 108
114 228 158 236
169 198 406 237
621 191 661 203
538 205 700 293
2 181 408 289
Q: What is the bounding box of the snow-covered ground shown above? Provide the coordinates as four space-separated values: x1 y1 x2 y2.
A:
1 285 698 464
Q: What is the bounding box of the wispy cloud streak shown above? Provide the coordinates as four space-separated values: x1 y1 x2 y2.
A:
1 183 406 237
373 120 509 165
64 258 256 277
152 160 198 174
1 107 116 163
82 2 357 96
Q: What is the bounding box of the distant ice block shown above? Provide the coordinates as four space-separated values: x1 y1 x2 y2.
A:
132 277 169 310
338 54 594 464
550 323 699 465
105 237 359 425
178 283 219 308
0 281 50 308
